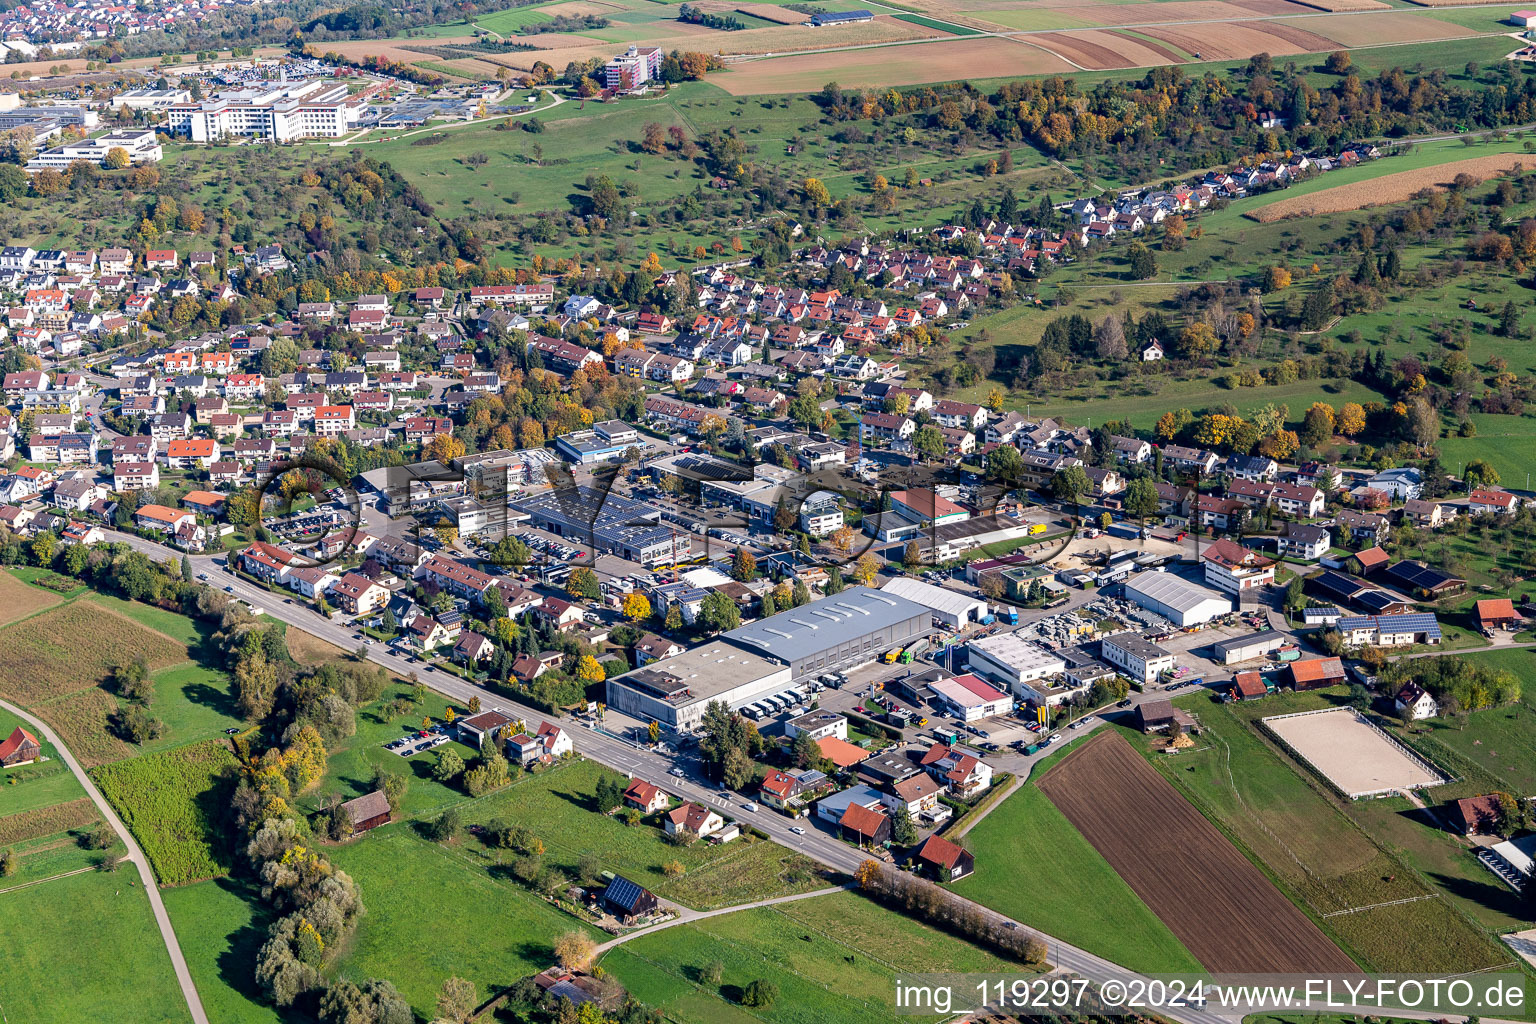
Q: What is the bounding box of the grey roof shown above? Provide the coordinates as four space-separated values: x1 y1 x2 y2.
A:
1211 630 1285 658
724 586 927 663
1123 571 1230 615
1102 631 1172 661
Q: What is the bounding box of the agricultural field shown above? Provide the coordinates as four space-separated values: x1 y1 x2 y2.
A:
0 708 85 815
1137 691 1518 973
89 739 238 886
327 826 594 1017
1040 731 1358 973
604 890 1024 1024
954 778 1202 973
0 867 192 1023
0 568 65 626
0 600 186 706
459 757 825 909
0 797 99 848
0 824 122 887
1250 152 1536 222
1389 649 1536 794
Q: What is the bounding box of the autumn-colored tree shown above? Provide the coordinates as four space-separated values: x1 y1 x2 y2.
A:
1265 266 1292 291
103 146 130 170
855 858 881 888
852 552 880 585
424 433 466 462
1337 402 1366 437
552 931 597 971
803 177 832 208
575 655 605 684
621 592 651 621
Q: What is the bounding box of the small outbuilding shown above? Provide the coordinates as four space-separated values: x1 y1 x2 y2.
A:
913 833 975 881
339 790 393 836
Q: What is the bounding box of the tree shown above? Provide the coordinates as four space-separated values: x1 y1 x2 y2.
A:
1337 402 1366 437
892 806 918 845
742 980 780 1009
730 547 756 582
1127 243 1157 280
1325 50 1351 73
699 591 741 633
1464 460 1500 489
791 728 821 769
1123 478 1159 521
0 847 15 877
432 749 465 782
575 655 605 684
1093 314 1128 361
852 552 880 586
567 567 600 601
621 592 651 621
553 930 597 970
913 424 946 461
436 976 477 1024
803 178 831 209
372 766 408 811
773 497 796 534
425 806 460 843
903 540 923 569
1300 403 1336 447
1050 465 1090 503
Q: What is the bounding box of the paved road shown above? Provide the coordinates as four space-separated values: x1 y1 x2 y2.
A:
0 696 210 1024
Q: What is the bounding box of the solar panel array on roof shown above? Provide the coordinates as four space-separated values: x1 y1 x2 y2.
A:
1337 613 1442 637
1355 589 1410 613
1309 570 1368 600
600 875 651 912
1385 561 1465 591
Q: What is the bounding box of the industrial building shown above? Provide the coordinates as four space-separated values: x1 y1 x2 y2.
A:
553 420 640 465
511 485 692 566
1123 570 1232 627
1099 632 1176 685
1210 630 1288 665
880 577 988 629
928 673 1013 722
605 640 790 731
965 633 1066 696
723 586 930 682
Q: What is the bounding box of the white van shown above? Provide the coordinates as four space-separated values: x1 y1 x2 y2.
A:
743 801 758 812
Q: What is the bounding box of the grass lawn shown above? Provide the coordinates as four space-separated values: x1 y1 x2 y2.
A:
603 889 1025 1024
462 757 825 909
1 826 121 886
160 879 284 1024
327 825 594 1017
953 776 1203 974
0 867 192 1023
300 681 485 821
137 663 247 754
0 708 87 815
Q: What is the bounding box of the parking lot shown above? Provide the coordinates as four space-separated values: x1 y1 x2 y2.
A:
385 723 453 757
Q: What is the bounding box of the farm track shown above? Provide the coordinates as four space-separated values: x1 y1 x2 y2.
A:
1037 731 1361 975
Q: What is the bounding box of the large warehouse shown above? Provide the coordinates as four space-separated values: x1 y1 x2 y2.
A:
511 485 691 566
880 577 989 629
605 640 791 731
1123 570 1232 627
723 586 931 682
965 633 1066 694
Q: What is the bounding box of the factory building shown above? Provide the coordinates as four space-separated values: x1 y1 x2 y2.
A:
723 586 930 682
605 641 791 732
880 576 988 630
1123 570 1232 627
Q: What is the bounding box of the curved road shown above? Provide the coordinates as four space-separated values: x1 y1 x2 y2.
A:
0 696 210 1024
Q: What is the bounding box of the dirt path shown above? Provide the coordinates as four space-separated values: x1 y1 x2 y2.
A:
0 697 209 1024
0 864 94 895
592 884 851 956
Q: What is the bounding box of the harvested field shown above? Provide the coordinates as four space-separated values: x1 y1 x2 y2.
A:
1263 709 1447 798
33 689 135 769
1296 10 1473 43
1287 0 1390 11
0 571 63 627
1030 28 1188 67
1404 0 1516 6
1137 20 1337 59
1037 731 1359 974
713 37 1073 93
1249 153 1531 221
0 798 98 847
1061 1 1288 26
731 2 805 22
0 602 186 705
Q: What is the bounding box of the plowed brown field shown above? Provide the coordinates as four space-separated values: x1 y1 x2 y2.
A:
1139 20 1338 58
1249 153 1530 221
1287 0 1390 11
1296 11 1473 44
1037 732 1359 974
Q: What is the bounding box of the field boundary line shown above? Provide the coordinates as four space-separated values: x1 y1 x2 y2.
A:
0 864 94 895
1321 893 1440 917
